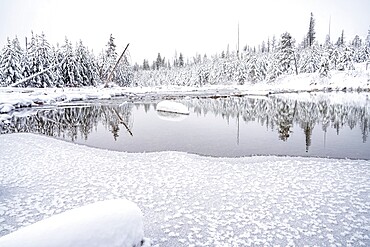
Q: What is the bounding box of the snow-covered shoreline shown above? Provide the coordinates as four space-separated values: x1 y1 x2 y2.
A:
0 63 369 115
1 133 369 246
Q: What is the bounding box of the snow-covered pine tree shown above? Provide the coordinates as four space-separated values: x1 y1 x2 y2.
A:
307 12 316 47
36 33 54 87
299 44 321 73
60 37 81 87
12 37 24 86
115 55 133 87
20 42 31 86
26 32 55 87
337 45 355 71
142 59 150 70
247 54 266 83
326 42 340 70
51 44 64 87
268 32 296 80
366 28 370 48
271 35 277 52
75 40 98 86
179 53 184 67
336 30 345 46
0 53 2 83
0 37 22 86
100 34 118 82
319 49 330 77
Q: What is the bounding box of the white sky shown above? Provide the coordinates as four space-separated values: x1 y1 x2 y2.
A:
0 0 369 64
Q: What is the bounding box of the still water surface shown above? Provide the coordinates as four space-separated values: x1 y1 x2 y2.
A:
2 93 369 159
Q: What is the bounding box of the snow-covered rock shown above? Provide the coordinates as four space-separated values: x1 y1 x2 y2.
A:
156 100 189 115
0 104 15 113
0 199 147 247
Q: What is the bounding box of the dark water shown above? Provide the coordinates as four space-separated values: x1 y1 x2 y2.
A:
1 93 370 159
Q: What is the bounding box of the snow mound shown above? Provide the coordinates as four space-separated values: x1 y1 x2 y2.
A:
0 104 15 113
156 100 189 115
0 199 148 247
0 113 11 123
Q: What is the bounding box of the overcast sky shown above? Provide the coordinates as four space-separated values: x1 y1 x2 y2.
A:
1 0 369 64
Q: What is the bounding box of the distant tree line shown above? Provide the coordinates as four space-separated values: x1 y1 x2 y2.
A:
135 13 370 86
1 13 370 88
0 33 132 87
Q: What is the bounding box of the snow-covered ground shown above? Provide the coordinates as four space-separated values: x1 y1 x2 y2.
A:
1 133 369 246
0 199 147 247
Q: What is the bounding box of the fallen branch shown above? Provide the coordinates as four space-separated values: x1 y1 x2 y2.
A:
113 108 133 136
9 58 65 88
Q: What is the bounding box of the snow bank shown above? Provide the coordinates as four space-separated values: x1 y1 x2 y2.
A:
0 104 14 113
156 100 189 114
0 199 147 247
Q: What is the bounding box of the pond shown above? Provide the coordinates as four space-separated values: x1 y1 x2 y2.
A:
1 93 370 159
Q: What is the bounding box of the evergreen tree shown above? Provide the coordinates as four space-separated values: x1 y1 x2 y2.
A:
75 40 98 86
366 28 370 48
247 54 267 83
156 53 162 70
179 53 184 67
336 30 345 46
115 55 133 87
299 44 321 73
106 34 117 59
307 12 316 47
101 34 118 82
20 43 31 84
0 37 22 86
26 32 54 87
60 37 81 87
277 32 296 74
319 49 330 77
271 35 277 52
51 44 64 87
36 33 54 87
352 35 362 49
0 53 2 82
328 44 340 70
337 45 355 71
143 59 150 70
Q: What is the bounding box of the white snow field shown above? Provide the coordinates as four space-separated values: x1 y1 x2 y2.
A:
0 133 369 246
0 199 146 247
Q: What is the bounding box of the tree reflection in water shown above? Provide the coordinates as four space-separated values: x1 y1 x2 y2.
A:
183 95 370 151
1 104 134 141
1 95 369 154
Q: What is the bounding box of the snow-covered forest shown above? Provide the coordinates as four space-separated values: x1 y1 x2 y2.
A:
1 13 370 88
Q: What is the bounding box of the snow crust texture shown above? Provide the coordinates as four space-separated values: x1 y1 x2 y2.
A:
0 199 144 247
0 134 369 246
